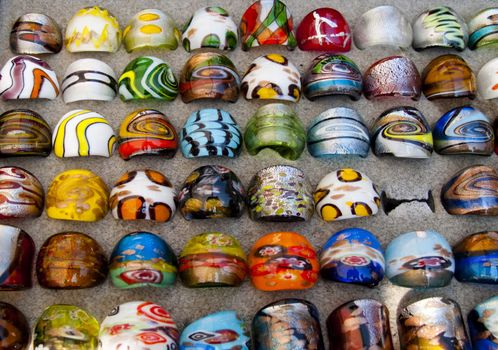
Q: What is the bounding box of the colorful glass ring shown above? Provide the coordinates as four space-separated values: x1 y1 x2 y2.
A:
303 54 362 101
123 9 179 52
180 52 240 103
178 165 245 220
240 0 297 51
353 6 412 49
252 299 324 349
109 169 176 222
241 54 301 102
385 230 454 288
372 106 433 158
182 7 238 51
10 13 62 54
422 54 476 100
65 6 121 52
468 296 498 350
180 310 250 349
413 6 468 51
398 298 471 350
247 165 314 222
36 232 108 289
33 304 100 349
296 7 352 52
118 56 178 101
244 103 305 160
307 107 370 158
320 228 385 288
0 224 35 291
179 232 247 288
442 165 498 216
99 301 179 349
327 299 394 350
477 57 498 100
0 166 44 219
118 109 178 160
180 108 242 158
433 106 494 155
61 58 117 103
363 56 421 100
296 8 351 52
0 55 59 100
46 169 109 222
52 109 116 158
0 109 51 157
110 231 177 289
248 231 319 291
0 302 30 349
468 8 498 50
454 231 498 284
314 168 381 222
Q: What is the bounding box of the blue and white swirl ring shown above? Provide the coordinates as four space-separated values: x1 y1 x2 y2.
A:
433 106 494 155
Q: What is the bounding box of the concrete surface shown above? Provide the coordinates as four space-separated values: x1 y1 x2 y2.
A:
0 0 497 347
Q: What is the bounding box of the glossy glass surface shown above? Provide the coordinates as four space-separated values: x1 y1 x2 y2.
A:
398 298 471 350
240 0 297 51
117 109 178 160
0 55 59 100
303 54 362 101
180 108 242 159
327 299 393 350
385 230 454 288
372 106 433 158
61 58 117 103
10 13 62 54
248 231 319 291
307 107 370 158
433 106 494 155
180 52 240 103
354 6 412 49
180 310 250 350
34 304 100 349
179 232 247 288
247 165 313 222
46 169 109 222
241 54 301 102
118 56 178 101
454 231 498 284
252 299 324 350
363 56 421 100
0 224 35 291
314 168 381 222
320 228 385 287
0 109 51 157
123 9 179 52
413 6 468 51
52 109 116 158
422 55 476 100
109 170 176 222
36 232 108 289
442 165 498 215
244 103 305 160
0 302 30 349
296 8 351 52
0 166 44 219
182 7 238 51
468 296 498 350
65 6 121 52
110 232 177 288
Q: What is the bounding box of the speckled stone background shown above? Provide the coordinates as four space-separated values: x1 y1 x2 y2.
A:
0 0 497 346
